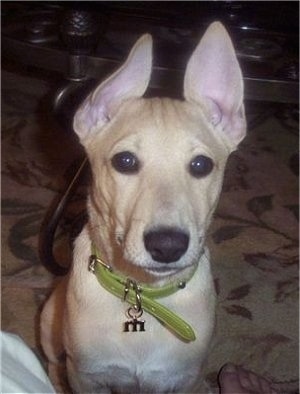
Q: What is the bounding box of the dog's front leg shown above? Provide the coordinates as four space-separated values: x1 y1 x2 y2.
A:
40 278 70 392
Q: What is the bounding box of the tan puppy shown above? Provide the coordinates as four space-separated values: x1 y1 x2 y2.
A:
41 22 246 393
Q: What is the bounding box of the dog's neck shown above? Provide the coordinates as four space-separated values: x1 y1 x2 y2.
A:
89 243 198 342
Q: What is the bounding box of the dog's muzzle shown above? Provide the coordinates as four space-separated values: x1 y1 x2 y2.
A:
144 227 189 263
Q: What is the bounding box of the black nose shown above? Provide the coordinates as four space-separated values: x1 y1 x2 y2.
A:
144 228 189 263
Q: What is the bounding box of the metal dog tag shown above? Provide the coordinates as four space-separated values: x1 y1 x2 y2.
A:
124 306 145 333
123 279 145 333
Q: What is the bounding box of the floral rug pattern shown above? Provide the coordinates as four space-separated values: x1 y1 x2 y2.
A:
1 69 299 393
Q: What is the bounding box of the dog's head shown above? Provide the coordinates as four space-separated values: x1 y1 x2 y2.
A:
73 22 246 281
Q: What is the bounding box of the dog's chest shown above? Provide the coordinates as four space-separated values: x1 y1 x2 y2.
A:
66 294 213 392
64 261 215 392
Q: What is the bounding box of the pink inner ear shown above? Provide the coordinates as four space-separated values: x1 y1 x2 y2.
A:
73 34 152 139
77 98 110 133
204 98 222 126
187 36 243 118
184 22 246 145
91 64 141 120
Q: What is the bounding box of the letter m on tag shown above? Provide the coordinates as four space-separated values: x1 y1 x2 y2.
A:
124 319 145 332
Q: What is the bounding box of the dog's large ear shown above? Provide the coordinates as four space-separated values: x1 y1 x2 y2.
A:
184 22 246 147
73 34 152 139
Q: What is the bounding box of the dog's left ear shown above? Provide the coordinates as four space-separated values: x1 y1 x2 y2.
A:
184 22 246 148
73 34 152 140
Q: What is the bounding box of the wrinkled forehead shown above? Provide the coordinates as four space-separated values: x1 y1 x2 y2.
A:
88 97 230 160
115 98 209 138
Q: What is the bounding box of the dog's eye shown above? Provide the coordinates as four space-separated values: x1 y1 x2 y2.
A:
189 155 214 178
111 151 139 174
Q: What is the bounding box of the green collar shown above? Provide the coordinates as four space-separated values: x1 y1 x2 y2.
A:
89 244 197 342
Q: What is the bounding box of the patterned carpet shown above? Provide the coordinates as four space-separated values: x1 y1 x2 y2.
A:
1 67 299 393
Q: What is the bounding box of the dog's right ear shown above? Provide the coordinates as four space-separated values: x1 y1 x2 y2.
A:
73 34 152 140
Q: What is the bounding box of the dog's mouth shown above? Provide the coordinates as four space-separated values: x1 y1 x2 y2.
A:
145 265 179 276
119 227 205 280
143 254 201 277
